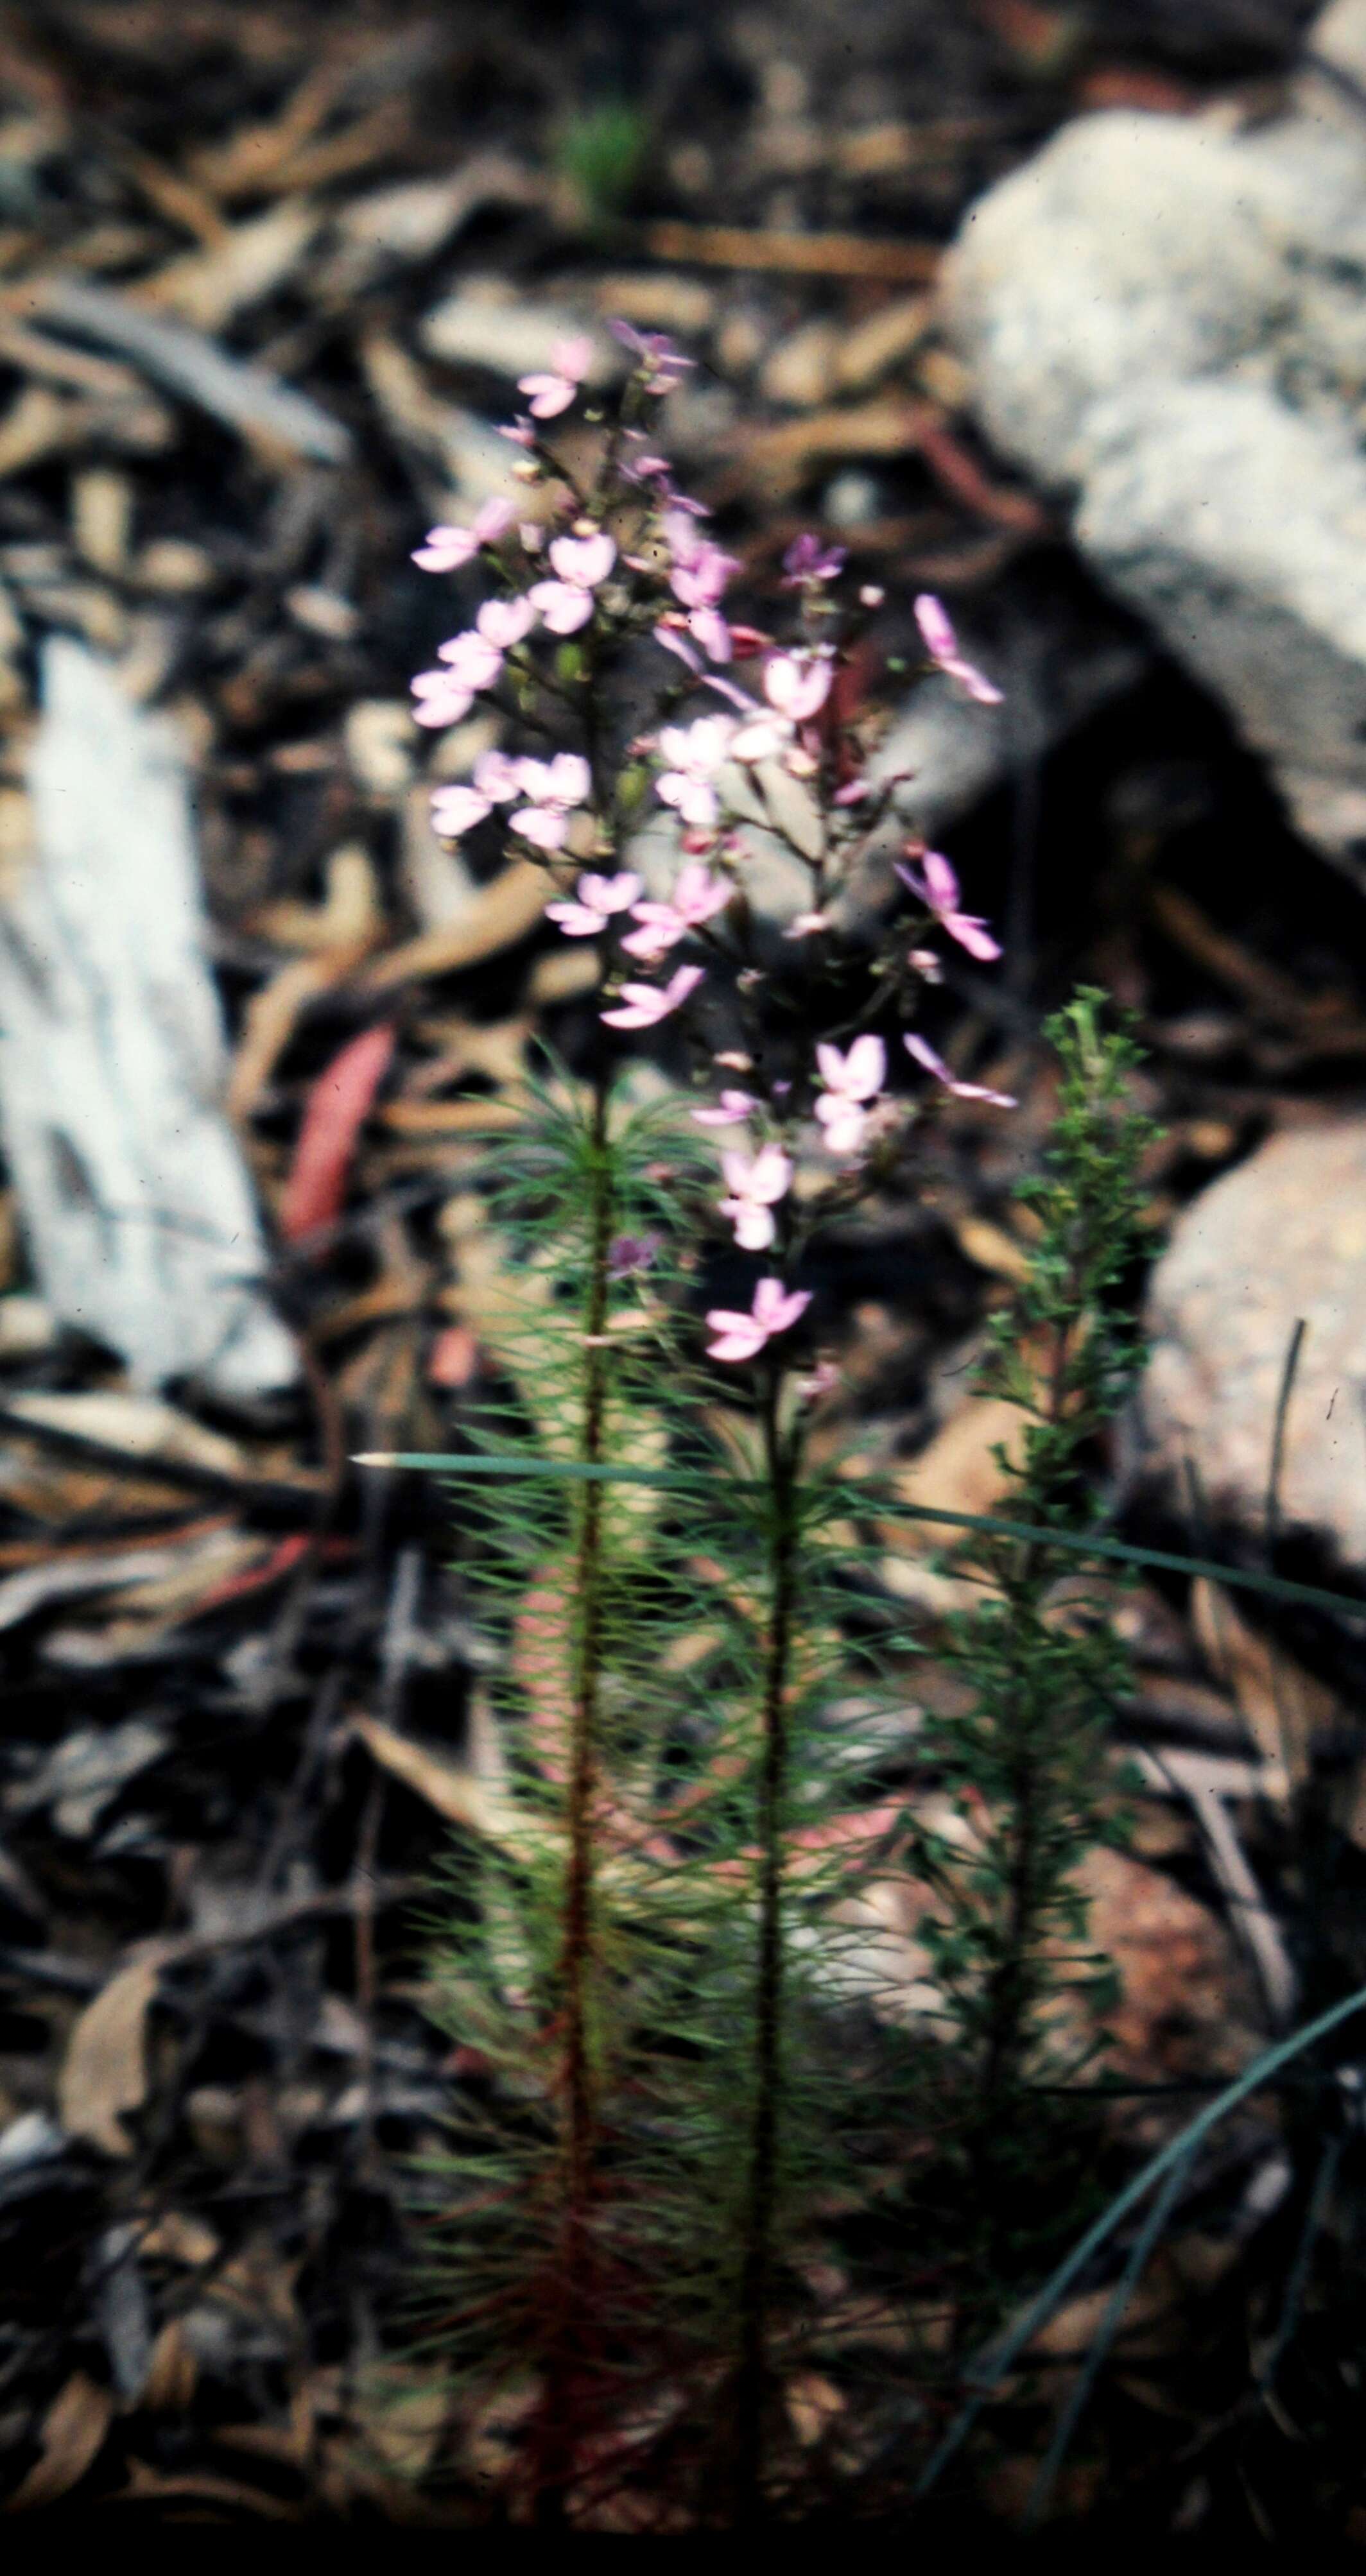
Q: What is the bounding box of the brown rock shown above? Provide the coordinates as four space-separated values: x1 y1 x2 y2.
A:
1132 1121 1366 1586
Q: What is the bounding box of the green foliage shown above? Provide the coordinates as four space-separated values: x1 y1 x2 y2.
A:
912 991 1157 2269
411 1070 938 2519
554 98 651 234
404 998 1168 2518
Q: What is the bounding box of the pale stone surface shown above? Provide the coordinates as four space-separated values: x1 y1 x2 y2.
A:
1131 1122 1366 1584
0 639 297 1399
942 13 1366 878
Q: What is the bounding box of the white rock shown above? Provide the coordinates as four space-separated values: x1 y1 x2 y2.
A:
0 640 297 1398
942 44 1366 875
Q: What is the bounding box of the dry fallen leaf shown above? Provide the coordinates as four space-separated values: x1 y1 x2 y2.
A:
1 1389 250 1481
229 947 367 1124
876 1393 1027 1611
141 2318 198 2414
246 842 383 953
363 859 549 991
353 1712 524 1846
5 2372 114 2512
116 2459 302 2519
58 1946 168 2158
278 1021 396 1242
1191 1576 1340 1793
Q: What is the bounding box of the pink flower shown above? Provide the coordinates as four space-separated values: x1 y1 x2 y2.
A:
517 332 596 419
530 581 594 636
517 751 592 804
497 419 535 447
729 708 792 763
691 1088 757 1126
913 595 1003 706
652 717 736 830
601 963 705 1029
551 531 616 588
895 849 1001 963
545 870 643 936
904 1032 1016 1108
476 595 536 650
623 862 732 958
437 629 505 691
763 652 832 723
718 1142 792 1251
666 517 741 613
429 748 522 839
653 621 704 674
705 1275 811 1363
814 1035 886 1155
783 911 831 941
410 668 475 728
528 529 617 634
510 750 592 852
411 499 515 571
609 320 694 392
782 533 846 585
689 606 733 663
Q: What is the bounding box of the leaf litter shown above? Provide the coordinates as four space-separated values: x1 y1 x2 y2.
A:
0 0 1354 2535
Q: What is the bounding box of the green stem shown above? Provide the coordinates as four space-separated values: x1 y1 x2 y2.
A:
977 1309 1073 2125
537 1076 612 2516
733 1372 798 2524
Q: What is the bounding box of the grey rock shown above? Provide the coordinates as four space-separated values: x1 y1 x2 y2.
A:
1131 1122 1366 1585
942 22 1366 879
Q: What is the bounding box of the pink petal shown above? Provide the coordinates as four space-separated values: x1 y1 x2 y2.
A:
412 526 475 572
545 901 605 935
476 596 535 649
691 1090 756 1126
949 657 1004 707
752 1278 811 1333
903 1031 1015 1107
653 623 703 673
707 1323 768 1362
601 981 671 1027
688 606 732 664
512 805 569 851
947 913 1002 962
913 594 957 661
763 654 832 722
620 920 680 959
919 848 960 912
519 373 576 418
549 531 616 589
472 498 516 544
471 748 522 802
844 1033 887 1099
529 581 594 635
550 333 595 381
429 785 492 837
545 752 592 806
727 1203 777 1251
661 964 705 1011
578 870 641 913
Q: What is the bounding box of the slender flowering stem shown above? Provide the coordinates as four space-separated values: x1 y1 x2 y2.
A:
732 1368 799 2525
